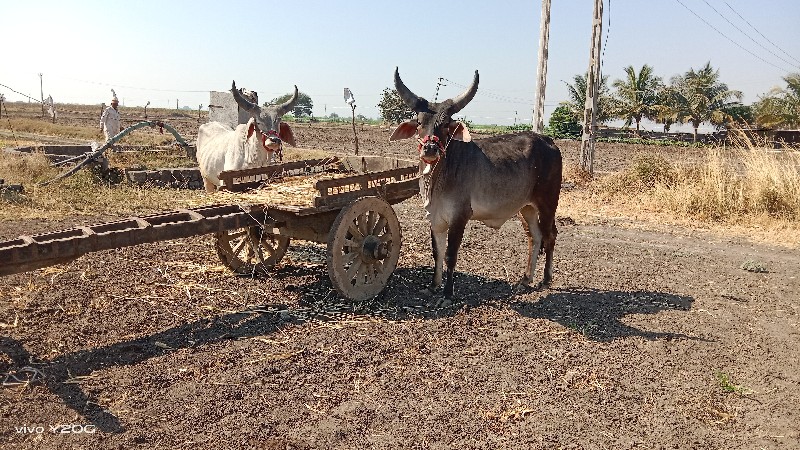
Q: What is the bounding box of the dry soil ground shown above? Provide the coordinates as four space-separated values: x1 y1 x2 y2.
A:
1 116 799 449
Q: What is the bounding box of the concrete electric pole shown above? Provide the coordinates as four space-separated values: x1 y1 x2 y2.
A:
39 73 45 118
532 0 552 133
579 0 603 175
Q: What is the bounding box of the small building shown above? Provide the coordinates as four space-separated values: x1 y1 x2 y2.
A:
207 88 258 129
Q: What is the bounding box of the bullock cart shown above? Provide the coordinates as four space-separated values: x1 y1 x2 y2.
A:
0 156 420 301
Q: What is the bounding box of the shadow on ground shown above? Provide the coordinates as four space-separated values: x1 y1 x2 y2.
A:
513 286 700 342
2 271 698 433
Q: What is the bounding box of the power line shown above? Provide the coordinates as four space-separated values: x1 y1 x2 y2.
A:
674 0 794 73
442 78 536 105
724 1 800 68
701 0 800 71
600 0 611 73
0 82 43 103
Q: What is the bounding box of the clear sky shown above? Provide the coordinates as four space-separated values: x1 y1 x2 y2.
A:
2 0 799 128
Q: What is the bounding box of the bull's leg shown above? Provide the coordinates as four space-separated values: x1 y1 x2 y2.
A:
443 217 469 299
538 205 558 286
203 178 217 193
422 225 448 296
516 205 543 291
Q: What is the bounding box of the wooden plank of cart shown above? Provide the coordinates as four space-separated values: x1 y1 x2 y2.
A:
0 155 420 301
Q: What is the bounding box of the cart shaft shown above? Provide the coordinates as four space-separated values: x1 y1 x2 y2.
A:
0 204 266 276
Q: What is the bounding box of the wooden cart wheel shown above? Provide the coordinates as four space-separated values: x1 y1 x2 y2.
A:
326 196 402 301
214 227 290 276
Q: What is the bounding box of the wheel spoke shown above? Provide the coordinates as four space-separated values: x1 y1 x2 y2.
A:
228 229 248 240
354 261 368 285
343 250 360 266
262 238 277 255
365 263 376 284
372 216 387 236
373 259 385 274
367 211 377 234
379 231 394 243
345 259 362 282
247 235 264 264
357 213 369 237
348 223 364 241
232 237 249 256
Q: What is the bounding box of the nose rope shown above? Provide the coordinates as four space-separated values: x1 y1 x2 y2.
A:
416 126 460 178
416 127 458 157
258 128 281 155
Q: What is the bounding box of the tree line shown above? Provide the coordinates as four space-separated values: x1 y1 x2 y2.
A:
554 62 799 142
266 62 800 142
376 62 799 143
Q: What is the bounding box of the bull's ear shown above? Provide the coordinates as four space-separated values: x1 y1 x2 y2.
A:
279 122 296 146
389 120 418 141
246 118 256 139
449 121 472 142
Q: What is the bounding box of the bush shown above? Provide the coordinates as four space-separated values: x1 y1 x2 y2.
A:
544 105 581 139
602 154 676 193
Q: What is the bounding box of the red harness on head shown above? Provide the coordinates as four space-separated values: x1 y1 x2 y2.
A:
418 135 444 164
260 129 279 151
259 129 283 161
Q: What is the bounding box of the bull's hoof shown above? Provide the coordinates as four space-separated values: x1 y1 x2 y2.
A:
434 297 454 309
419 287 436 297
513 278 551 294
512 282 533 294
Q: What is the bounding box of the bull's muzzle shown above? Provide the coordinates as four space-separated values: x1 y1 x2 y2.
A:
261 132 282 151
418 135 443 164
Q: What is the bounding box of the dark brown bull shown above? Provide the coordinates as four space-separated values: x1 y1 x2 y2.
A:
390 68 563 298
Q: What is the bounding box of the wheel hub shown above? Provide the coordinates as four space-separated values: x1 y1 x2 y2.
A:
361 235 389 262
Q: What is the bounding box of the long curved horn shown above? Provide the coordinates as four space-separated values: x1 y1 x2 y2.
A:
276 85 299 116
447 70 479 115
231 80 259 115
394 67 423 111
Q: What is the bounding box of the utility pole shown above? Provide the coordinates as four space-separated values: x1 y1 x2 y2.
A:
532 0 552 133
579 0 603 175
39 73 45 118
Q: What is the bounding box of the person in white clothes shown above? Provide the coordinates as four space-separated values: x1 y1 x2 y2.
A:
100 97 121 143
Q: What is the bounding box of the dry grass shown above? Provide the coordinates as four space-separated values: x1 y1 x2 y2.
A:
0 152 200 221
573 142 800 246
0 137 40 149
2 117 178 146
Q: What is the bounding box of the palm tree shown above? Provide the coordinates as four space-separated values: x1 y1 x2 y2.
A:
564 73 612 124
611 65 663 134
753 73 800 129
653 85 680 133
670 62 742 142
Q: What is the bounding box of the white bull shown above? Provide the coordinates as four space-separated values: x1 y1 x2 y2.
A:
196 81 298 192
